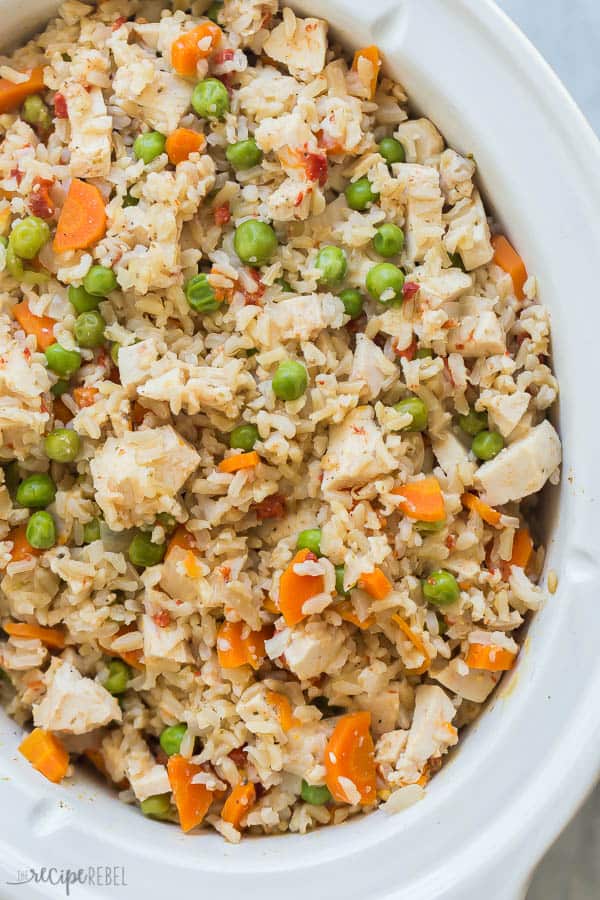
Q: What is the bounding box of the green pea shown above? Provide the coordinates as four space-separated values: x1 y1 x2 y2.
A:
206 0 223 22
378 136 405 165
128 531 166 568
22 269 50 287
83 265 117 297
226 138 263 171
25 510 56 549
335 564 349 596
422 569 460 606
5 244 24 280
414 519 446 534
73 310 106 349
458 409 488 437
50 382 70 401
45 343 81 377
296 528 321 556
140 794 172 820
229 423 259 451
16 473 56 508
68 284 100 313
22 95 51 130
122 191 139 208
300 780 332 805
234 219 278 266
372 223 404 258
315 245 347 286
272 360 308 401
103 658 131 695
9 216 50 260
415 348 433 359
191 78 230 120
184 273 220 313
472 430 504 461
133 131 166 164
44 428 80 462
345 177 379 211
83 518 101 543
275 277 293 292
159 723 187 756
366 263 405 305
3 461 20 496
339 288 364 320
393 396 428 432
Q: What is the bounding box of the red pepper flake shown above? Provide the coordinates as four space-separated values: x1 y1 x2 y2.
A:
294 191 305 207
219 565 232 581
22 348 31 361
10 168 23 186
228 747 247 767
54 93 68 119
214 48 235 65
152 610 171 628
402 281 420 299
394 337 417 361
112 15 127 30
214 203 231 226
253 493 286 520
29 177 55 220
445 534 456 550
303 150 328 187
241 268 265 306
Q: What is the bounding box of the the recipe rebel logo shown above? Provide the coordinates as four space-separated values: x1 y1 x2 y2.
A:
6 866 128 895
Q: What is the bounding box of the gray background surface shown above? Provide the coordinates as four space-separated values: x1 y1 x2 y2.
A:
496 2 600 897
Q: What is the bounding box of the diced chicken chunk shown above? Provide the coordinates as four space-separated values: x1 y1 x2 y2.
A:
394 118 444 165
0 315 50 461
281 621 349 680
142 614 192 665
414 268 472 308
64 83 112 179
430 430 475 490
33 659 121 734
474 420 561 506
124 738 171 801
432 660 500 703
117 339 159 395
350 334 398 401
315 94 363 155
479 390 530 438
90 425 200 530
394 685 458 785
444 190 493 271
249 294 345 347
447 310 505 358
283 719 334 783
395 164 444 263
321 406 397 492
139 358 252 418
263 10 327 81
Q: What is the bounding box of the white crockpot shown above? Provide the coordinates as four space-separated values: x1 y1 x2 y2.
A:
2 1 600 898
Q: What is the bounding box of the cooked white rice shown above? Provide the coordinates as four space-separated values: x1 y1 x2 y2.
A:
0 0 561 841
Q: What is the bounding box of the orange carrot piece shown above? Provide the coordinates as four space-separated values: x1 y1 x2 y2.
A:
171 22 222 77
166 525 196 558
391 613 430 675
53 179 107 254
510 527 533 569
3 621 65 649
72 386 99 408
393 477 446 523
217 620 269 670
465 643 517 672
334 601 374 630
461 492 502 527
358 567 392 601
19 727 69 784
352 45 381 99
265 690 297 731
278 548 325 627
166 128 206 165
167 755 213 833
491 234 527 300
221 782 256 829
0 67 45 114
4 524 41 566
13 300 56 350
324 711 376 806
218 450 260 474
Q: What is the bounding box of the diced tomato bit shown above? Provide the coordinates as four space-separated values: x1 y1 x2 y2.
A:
54 93 68 118
72 386 99 408
213 48 235 65
152 610 171 628
214 203 231 226
29 177 55 220
402 281 420 299
112 15 127 30
394 337 417 360
253 493 286 520
303 150 328 186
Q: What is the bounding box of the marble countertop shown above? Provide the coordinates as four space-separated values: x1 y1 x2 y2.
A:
494 2 599 897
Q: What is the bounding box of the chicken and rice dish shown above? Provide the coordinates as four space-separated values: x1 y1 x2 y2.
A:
0 0 561 841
